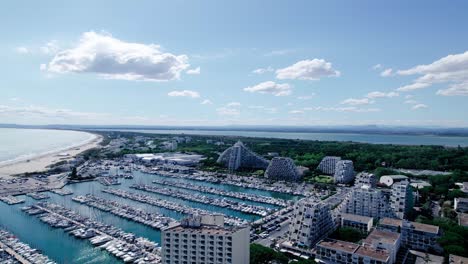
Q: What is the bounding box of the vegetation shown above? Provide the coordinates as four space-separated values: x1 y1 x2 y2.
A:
314 175 334 184
250 244 288 264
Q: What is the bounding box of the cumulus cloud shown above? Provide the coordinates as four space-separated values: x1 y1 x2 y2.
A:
380 68 393 77
404 99 418 104
412 104 428 110
340 98 374 105
276 59 340 80
43 31 189 81
201 99 213 105
396 50 468 95
252 66 274 74
167 90 200 98
15 46 29 54
243 81 291 96
186 67 201 75
436 82 468 96
366 91 399 99
40 40 60 55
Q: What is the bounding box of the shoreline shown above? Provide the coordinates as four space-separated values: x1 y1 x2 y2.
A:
0 132 102 179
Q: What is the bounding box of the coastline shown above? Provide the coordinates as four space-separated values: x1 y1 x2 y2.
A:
0 132 102 179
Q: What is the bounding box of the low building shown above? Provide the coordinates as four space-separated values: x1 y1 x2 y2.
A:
315 239 391 264
355 172 377 188
458 213 468 227
161 215 250 264
288 198 334 248
450 254 468 264
265 157 300 181
454 197 468 213
408 250 444 264
379 175 408 187
334 160 355 184
363 229 401 264
341 213 373 233
317 156 341 175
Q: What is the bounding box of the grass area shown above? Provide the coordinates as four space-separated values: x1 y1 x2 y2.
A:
314 175 334 184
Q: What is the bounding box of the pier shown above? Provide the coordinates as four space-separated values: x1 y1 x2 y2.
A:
0 240 32 264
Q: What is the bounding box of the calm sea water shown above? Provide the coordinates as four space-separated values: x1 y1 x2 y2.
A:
0 128 96 165
0 171 297 263
95 129 468 147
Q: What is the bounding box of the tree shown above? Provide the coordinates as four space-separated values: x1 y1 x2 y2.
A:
250 244 288 264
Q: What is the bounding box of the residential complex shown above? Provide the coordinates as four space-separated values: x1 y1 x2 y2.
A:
264 157 300 181
161 215 250 264
379 175 409 187
454 197 468 213
354 172 376 188
363 229 400 264
317 156 342 175
288 198 334 248
340 213 373 233
217 141 269 171
344 185 391 219
390 180 413 219
334 160 355 184
315 239 391 264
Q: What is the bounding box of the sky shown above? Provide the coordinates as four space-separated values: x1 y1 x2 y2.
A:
1 0 468 127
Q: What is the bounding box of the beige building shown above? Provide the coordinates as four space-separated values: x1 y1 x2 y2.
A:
161 215 250 264
340 213 373 233
315 239 391 264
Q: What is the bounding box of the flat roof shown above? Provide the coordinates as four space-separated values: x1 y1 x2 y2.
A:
165 225 240 235
316 239 359 254
379 218 403 227
364 229 400 245
411 222 439 234
342 213 373 224
450 254 468 264
355 245 390 262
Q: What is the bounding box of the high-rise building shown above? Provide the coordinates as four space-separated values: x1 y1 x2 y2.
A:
264 157 300 181
355 172 377 188
288 198 334 248
344 185 391 219
217 141 269 171
334 160 355 184
161 215 250 264
317 156 341 175
390 180 413 219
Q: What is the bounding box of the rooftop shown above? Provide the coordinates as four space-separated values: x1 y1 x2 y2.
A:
450 254 468 264
316 239 359 254
364 229 400 245
341 213 373 224
355 245 390 262
165 225 240 235
410 222 439 234
379 218 403 227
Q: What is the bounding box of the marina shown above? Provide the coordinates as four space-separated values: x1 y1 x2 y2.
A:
0 229 56 264
0 195 25 205
26 192 50 200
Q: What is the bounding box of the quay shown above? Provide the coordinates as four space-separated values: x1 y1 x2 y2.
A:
26 192 50 200
151 178 288 207
0 195 25 205
102 188 248 226
0 240 32 264
131 184 273 217
50 188 73 196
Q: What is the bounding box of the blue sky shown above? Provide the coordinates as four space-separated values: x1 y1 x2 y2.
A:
1 0 468 127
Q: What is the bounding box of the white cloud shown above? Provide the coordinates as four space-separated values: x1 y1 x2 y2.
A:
404 99 418 104
226 102 241 107
297 94 316 100
264 49 295 57
186 67 201 75
243 81 292 96
366 91 399 99
0 104 107 120
201 99 213 105
372 64 382 70
15 46 29 54
248 105 277 114
276 59 340 80
44 31 189 81
40 40 60 55
412 104 428 110
216 107 240 116
340 98 374 105
307 106 380 113
396 82 430 92
252 66 274 74
167 90 200 98
396 50 468 94
405 94 414 99
380 68 393 77
436 82 468 96
289 110 304 114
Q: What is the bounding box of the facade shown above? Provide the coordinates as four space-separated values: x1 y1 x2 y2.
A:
341 213 373 233
379 175 409 187
334 160 355 184
317 156 341 175
363 229 401 264
216 141 269 171
344 185 391 219
454 197 468 213
355 172 377 188
378 218 440 252
264 157 300 181
315 239 391 264
161 215 250 264
390 180 413 219
288 198 334 248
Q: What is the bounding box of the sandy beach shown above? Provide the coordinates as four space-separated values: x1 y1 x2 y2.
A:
0 133 103 179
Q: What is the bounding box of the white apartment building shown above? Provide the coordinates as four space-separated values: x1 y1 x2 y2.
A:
344 185 391 219
354 172 377 188
363 229 401 264
334 160 355 184
340 213 373 233
315 239 391 264
265 157 300 181
317 156 342 175
390 180 413 219
161 215 250 264
288 198 334 248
